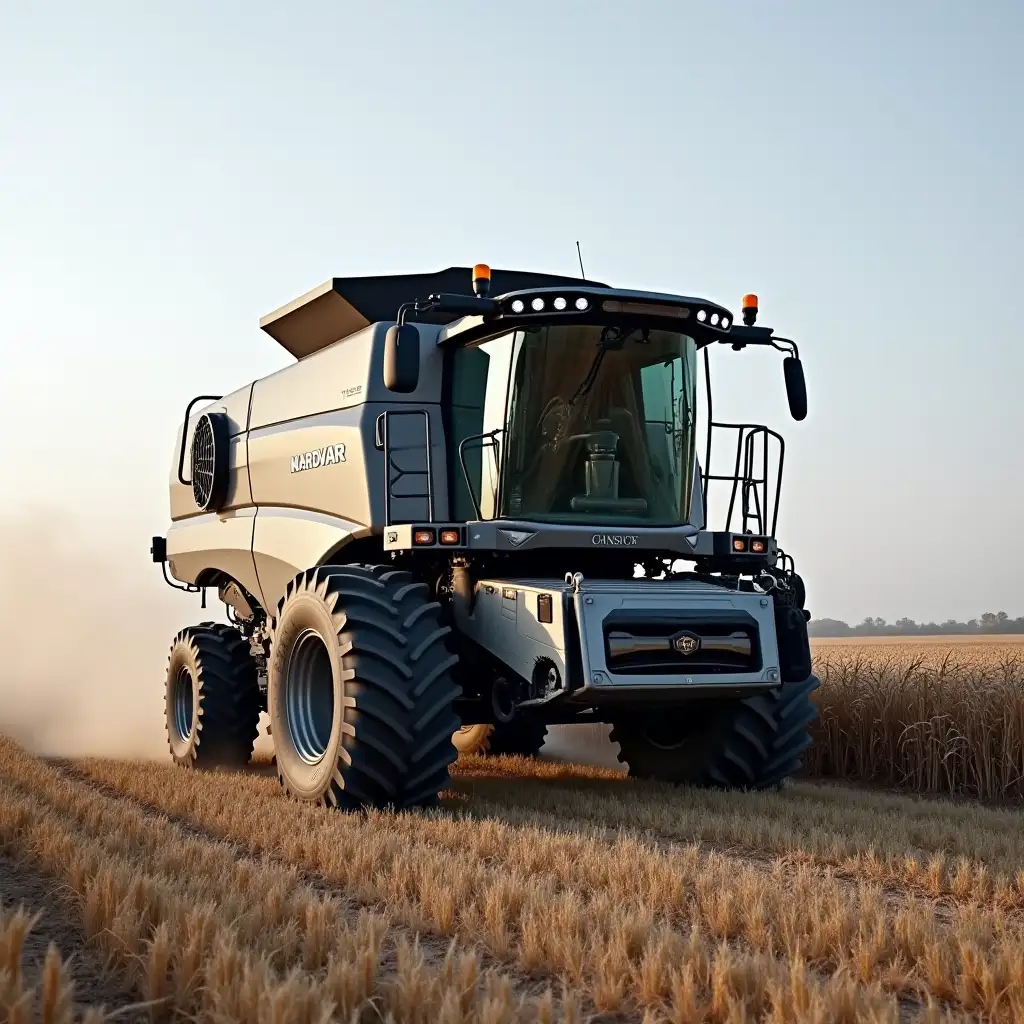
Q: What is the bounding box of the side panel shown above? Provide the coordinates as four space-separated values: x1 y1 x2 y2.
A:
248 406 373 523
166 508 261 598
454 580 569 690
169 383 255 521
250 507 369 614
246 320 450 532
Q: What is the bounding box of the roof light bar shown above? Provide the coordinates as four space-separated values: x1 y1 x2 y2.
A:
602 299 690 319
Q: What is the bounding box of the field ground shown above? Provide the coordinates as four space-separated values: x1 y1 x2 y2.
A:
3 640 1024 1021
3 734 1024 1021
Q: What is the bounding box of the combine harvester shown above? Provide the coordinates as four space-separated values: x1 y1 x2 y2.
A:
151 263 818 810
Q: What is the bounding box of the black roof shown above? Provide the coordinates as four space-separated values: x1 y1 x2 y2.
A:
259 266 611 359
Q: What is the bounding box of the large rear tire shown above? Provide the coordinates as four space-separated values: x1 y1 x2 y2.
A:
609 676 820 789
267 564 460 811
165 622 262 768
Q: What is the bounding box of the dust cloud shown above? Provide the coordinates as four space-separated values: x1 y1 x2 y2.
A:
0 508 204 760
0 507 619 770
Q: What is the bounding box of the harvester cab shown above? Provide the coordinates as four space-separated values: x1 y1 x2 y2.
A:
152 262 819 810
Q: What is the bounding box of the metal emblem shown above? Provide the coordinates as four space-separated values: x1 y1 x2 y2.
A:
290 443 346 473
674 633 701 655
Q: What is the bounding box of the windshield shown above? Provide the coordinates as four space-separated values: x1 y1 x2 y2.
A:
451 323 698 526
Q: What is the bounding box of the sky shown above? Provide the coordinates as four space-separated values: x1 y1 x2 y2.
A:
0 0 1021 625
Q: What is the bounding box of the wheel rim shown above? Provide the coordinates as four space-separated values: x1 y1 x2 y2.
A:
284 628 336 765
172 666 194 742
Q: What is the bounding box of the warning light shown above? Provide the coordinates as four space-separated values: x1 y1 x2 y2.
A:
472 263 491 297
732 537 748 552
439 529 460 545
413 529 436 545
751 538 767 553
741 293 758 326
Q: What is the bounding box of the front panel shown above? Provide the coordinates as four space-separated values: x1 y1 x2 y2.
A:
452 575 781 704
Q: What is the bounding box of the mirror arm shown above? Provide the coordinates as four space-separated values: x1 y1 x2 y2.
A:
397 293 499 328
721 328 799 361
768 336 800 360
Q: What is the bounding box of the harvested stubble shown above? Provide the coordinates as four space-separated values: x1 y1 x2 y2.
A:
0 737 588 1023
451 759 1024 912
0 904 84 1024
31 757 898 1022
806 643 1024 801
69 749 1024 1020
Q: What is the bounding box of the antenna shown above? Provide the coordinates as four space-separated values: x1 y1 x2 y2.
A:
576 240 586 281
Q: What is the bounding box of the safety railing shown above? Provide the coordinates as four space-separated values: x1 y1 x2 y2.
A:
701 421 785 537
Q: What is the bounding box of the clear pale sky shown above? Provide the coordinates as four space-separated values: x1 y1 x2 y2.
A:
1 0 1021 625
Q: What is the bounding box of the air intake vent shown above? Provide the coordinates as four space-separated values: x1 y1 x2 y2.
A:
190 411 230 511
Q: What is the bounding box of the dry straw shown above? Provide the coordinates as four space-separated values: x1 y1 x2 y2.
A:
807 646 1024 801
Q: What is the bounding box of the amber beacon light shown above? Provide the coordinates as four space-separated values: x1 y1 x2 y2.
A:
472 263 491 297
741 293 758 326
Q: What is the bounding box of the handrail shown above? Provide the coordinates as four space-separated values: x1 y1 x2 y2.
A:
702 421 785 537
457 429 503 521
176 394 223 486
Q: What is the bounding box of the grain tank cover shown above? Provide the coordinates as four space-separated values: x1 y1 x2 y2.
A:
258 266 608 359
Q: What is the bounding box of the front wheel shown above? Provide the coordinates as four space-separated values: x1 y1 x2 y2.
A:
610 677 820 789
268 564 460 811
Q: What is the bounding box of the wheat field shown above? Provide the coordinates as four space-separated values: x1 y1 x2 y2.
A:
806 637 1024 801
3 638 1024 1021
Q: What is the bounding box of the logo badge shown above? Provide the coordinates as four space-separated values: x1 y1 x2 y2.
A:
290 443 346 473
591 534 638 546
674 633 701 655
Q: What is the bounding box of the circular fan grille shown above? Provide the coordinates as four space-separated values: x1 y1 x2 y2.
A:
190 415 217 509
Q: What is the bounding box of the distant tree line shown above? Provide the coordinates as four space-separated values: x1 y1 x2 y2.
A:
808 612 1024 637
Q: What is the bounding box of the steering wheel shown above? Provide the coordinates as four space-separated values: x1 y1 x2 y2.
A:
538 396 568 444
564 429 620 453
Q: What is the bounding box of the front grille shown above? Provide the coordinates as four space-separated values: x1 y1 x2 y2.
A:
602 611 761 675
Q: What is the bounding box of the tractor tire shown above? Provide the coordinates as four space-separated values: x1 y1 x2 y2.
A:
609 675 820 790
267 564 460 812
165 623 262 768
452 719 549 757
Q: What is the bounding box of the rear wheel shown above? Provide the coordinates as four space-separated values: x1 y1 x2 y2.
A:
268 564 460 811
609 676 820 789
164 623 261 768
452 718 549 757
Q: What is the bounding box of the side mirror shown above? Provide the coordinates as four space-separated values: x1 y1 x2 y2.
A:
783 356 807 421
383 324 420 393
